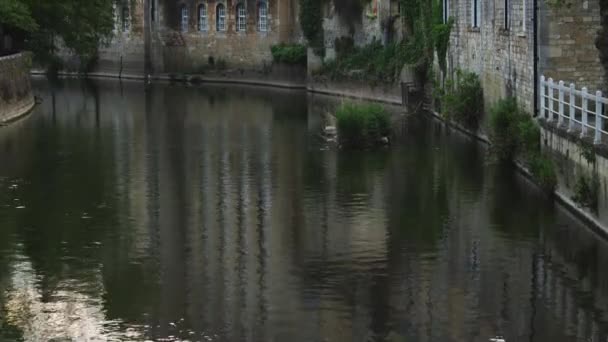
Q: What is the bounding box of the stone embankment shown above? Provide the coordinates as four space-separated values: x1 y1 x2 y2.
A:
0 52 35 124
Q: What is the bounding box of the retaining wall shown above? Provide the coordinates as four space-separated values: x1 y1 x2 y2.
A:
0 52 34 124
307 78 402 104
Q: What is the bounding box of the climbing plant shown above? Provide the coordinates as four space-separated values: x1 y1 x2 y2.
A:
433 17 453 74
399 0 452 75
299 0 325 56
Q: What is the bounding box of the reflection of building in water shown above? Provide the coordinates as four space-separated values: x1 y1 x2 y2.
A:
2 255 137 341
5 80 608 341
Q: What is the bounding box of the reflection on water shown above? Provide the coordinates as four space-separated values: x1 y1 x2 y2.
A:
0 79 608 341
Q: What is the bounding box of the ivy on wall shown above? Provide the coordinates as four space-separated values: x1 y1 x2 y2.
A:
299 0 325 56
396 0 453 79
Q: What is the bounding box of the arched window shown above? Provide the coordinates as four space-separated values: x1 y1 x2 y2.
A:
258 1 268 32
122 5 130 32
181 5 189 32
236 4 246 32
216 4 226 31
198 4 207 31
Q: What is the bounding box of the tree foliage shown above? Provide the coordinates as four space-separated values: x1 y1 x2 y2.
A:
0 0 116 62
0 0 37 32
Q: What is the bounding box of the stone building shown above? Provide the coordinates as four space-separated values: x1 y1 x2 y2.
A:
443 0 606 116
93 0 301 76
320 0 403 60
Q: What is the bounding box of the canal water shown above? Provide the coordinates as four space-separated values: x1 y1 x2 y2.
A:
0 79 607 342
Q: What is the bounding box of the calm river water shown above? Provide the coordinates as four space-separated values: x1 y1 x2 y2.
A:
0 79 608 342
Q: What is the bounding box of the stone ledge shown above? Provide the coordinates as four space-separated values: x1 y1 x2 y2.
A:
0 96 35 126
538 118 608 159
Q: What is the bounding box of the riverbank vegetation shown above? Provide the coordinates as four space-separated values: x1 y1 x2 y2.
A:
271 44 307 66
0 0 114 71
316 39 419 83
439 70 483 129
335 103 391 148
489 97 557 193
302 0 453 83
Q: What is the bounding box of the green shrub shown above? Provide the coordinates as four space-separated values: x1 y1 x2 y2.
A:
335 103 391 148
488 97 557 193
318 39 422 83
270 44 307 65
334 36 355 60
442 70 483 128
572 173 599 210
518 114 541 156
529 154 558 193
579 140 596 164
489 97 520 161
488 97 540 162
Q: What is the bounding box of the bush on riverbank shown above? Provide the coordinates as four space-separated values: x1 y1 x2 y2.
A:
489 97 557 193
572 173 599 210
335 103 391 148
271 44 307 65
489 97 540 162
441 70 483 129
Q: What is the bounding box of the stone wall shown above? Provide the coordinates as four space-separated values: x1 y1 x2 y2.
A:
320 0 402 62
95 0 147 77
152 0 300 73
308 78 402 104
540 121 608 229
0 52 34 123
445 0 535 120
539 0 605 91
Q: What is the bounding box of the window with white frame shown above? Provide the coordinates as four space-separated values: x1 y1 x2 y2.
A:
442 0 449 23
236 4 246 32
471 0 480 28
217 4 226 31
181 5 189 32
258 1 268 32
198 4 207 31
122 5 130 32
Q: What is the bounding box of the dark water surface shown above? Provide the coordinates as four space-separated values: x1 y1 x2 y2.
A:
1 79 608 342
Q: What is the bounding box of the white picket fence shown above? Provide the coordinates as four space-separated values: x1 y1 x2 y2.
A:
540 75 608 144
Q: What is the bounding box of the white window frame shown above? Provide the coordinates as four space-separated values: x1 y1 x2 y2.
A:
217 4 226 32
236 4 246 32
198 4 207 31
181 5 189 32
258 2 268 32
443 0 449 23
471 0 481 28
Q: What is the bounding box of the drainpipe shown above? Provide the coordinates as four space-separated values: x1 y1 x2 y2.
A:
533 0 539 116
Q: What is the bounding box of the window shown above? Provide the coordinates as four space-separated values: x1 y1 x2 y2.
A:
442 0 449 23
236 4 246 32
504 0 509 29
258 1 268 32
198 4 207 31
216 4 226 31
181 5 189 32
151 0 155 22
122 5 130 32
471 0 480 28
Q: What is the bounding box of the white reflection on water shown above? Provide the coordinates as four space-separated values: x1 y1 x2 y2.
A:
3 253 144 341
